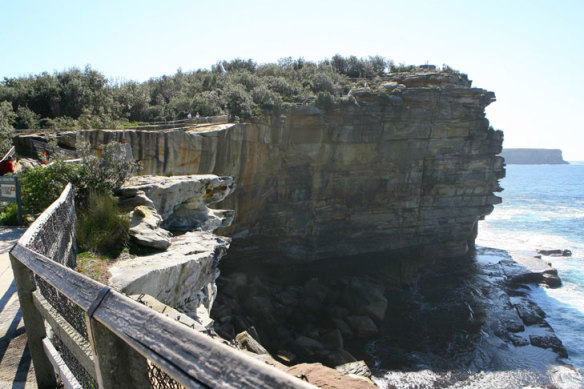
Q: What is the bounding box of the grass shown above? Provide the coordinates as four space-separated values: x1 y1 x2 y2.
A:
76 251 119 283
76 191 130 256
0 203 19 226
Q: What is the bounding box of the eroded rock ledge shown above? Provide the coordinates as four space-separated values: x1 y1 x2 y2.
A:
109 174 235 329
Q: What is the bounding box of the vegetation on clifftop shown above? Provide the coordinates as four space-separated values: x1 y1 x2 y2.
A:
0 56 466 129
16 142 136 254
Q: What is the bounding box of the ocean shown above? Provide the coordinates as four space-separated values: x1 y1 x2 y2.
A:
372 163 584 388
477 163 584 376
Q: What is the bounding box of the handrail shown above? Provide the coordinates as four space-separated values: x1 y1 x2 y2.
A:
10 244 313 388
1 146 15 162
9 183 314 388
13 115 230 135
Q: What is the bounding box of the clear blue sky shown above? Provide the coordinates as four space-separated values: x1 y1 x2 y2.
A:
1 0 583 160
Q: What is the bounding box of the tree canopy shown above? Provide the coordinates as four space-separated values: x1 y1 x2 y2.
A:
0 55 462 131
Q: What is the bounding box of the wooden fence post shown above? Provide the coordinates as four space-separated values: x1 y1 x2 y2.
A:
87 317 151 388
9 254 57 389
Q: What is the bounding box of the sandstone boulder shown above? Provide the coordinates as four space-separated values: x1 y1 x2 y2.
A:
119 175 235 231
287 363 377 389
335 360 372 379
109 230 230 327
235 331 268 355
295 335 325 352
346 316 378 338
128 205 171 250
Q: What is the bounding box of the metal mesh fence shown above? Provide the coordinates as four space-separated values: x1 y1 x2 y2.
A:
148 362 188 389
52 334 97 389
35 276 89 340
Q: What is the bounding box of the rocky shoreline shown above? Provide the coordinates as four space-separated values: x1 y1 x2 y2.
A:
76 173 581 387
211 247 583 388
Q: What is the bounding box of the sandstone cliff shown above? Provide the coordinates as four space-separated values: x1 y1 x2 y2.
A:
23 69 504 265
501 148 568 165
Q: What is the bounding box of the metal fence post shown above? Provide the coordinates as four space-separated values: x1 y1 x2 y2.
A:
87 315 151 388
9 253 57 388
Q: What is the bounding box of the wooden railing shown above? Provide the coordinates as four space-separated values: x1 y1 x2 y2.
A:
13 115 230 136
10 184 313 389
112 115 230 131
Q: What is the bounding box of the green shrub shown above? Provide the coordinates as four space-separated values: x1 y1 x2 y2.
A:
68 141 140 206
378 90 392 107
191 91 225 117
20 164 71 215
251 85 281 109
316 91 336 109
0 101 16 156
225 84 256 119
76 191 129 256
20 141 138 214
0 203 19 226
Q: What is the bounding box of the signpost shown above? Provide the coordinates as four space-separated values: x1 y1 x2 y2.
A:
0 176 23 225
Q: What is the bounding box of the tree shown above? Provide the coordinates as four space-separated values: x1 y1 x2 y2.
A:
0 101 16 155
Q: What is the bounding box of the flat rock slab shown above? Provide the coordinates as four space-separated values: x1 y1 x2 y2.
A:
500 252 562 288
120 174 235 219
109 231 230 316
120 175 235 232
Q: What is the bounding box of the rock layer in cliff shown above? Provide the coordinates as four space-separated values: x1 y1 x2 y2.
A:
16 68 505 265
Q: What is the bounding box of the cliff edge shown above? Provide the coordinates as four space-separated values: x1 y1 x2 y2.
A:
18 68 505 266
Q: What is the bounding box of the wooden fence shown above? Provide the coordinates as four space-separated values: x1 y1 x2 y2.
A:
10 184 314 389
13 115 230 136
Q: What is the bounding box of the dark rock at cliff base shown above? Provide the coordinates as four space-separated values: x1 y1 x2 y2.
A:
502 254 563 289
536 249 572 257
346 316 378 338
529 335 568 358
509 268 562 288
514 303 546 326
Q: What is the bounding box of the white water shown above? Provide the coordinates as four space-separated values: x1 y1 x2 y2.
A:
372 164 584 388
477 164 584 376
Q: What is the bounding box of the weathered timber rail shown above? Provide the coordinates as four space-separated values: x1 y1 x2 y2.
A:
123 115 229 130
13 115 230 135
10 184 314 389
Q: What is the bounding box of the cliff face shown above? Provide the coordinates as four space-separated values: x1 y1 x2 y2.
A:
501 148 568 165
72 70 503 264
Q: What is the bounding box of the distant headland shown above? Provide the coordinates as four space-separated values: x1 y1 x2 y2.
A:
501 148 569 165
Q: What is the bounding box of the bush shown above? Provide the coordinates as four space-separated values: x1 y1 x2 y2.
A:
0 203 19 226
225 84 256 119
251 85 281 109
316 91 336 109
20 163 71 215
69 141 140 206
20 141 138 215
378 90 392 107
76 191 129 256
311 73 340 95
0 101 16 156
191 91 225 117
